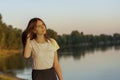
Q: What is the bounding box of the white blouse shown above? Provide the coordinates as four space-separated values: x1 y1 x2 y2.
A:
29 38 60 70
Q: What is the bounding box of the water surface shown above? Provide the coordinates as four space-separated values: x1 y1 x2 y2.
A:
14 46 120 80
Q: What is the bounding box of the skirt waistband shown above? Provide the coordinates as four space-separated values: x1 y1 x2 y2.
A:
32 67 54 71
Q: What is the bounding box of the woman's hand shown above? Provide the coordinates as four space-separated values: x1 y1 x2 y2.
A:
27 33 32 39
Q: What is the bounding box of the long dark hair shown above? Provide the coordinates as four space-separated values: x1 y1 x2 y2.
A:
22 18 49 47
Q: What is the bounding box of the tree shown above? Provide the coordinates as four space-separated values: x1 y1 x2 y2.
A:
0 14 2 30
70 30 80 44
0 14 22 49
47 28 58 40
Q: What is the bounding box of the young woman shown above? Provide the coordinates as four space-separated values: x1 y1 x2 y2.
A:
22 18 63 80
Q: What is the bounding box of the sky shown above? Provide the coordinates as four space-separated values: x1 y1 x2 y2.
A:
0 0 120 35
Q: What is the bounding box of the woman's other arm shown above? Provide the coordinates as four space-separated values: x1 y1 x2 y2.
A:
53 51 63 80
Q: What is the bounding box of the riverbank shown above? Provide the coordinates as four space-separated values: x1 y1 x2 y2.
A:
0 49 24 80
0 72 25 80
0 49 22 54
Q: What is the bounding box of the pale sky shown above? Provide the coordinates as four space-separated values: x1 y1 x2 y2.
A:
0 0 120 35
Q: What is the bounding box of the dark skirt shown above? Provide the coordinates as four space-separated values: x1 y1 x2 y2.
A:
32 67 57 80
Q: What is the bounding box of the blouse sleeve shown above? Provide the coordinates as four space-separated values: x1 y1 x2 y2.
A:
50 38 60 51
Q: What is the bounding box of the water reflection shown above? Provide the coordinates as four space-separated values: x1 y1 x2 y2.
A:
0 45 120 80
0 53 25 72
114 45 120 50
59 45 120 80
58 45 120 60
1 45 120 72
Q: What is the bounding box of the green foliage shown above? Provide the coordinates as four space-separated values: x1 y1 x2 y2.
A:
0 14 22 49
57 30 120 48
47 28 58 40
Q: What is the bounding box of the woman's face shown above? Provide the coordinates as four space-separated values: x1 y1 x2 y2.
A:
34 20 46 35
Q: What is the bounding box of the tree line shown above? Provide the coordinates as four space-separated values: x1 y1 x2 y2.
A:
0 14 120 50
56 31 120 49
0 14 22 49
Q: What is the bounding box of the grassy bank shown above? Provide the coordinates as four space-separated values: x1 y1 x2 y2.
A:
0 73 24 80
0 49 25 80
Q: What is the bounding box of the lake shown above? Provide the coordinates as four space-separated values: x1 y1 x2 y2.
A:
7 45 120 80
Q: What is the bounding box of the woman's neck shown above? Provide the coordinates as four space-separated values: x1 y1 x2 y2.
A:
35 35 45 43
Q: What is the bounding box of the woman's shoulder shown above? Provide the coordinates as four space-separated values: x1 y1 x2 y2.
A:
49 38 55 41
49 38 57 44
49 38 60 50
